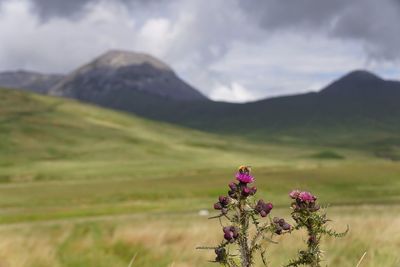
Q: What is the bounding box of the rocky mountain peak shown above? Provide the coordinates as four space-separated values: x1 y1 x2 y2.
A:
89 50 172 71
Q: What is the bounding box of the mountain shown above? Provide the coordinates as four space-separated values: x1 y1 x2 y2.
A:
106 69 400 129
0 70 64 93
48 50 208 105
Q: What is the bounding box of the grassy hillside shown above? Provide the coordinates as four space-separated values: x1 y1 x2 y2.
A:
0 88 399 266
0 88 280 182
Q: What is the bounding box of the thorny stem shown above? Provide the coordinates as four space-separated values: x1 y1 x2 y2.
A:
238 193 252 267
306 220 321 267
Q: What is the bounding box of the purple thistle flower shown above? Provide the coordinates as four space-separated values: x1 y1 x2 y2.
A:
299 191 316 203
289 190 301 199
236 172 254 184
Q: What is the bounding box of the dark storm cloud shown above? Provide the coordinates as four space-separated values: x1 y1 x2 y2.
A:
30 0 93 18
0 0 161 19
238 0 400 60
0 0 94 18
239 0 347 30
7 0 400 60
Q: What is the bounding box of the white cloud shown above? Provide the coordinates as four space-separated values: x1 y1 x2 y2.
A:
0 0 138 73
209 32 400 98
210 82 257 103
137 18 171 56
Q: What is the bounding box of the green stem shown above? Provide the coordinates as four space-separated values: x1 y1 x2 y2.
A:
306 217 321 267
238 190 251 267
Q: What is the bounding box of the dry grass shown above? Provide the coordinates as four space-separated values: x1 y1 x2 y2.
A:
0 205 399 267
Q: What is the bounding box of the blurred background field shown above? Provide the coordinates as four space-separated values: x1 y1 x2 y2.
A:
0 89 399 266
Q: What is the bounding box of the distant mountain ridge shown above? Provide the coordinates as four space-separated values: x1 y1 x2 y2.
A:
0 70 64 94
0 50 207 103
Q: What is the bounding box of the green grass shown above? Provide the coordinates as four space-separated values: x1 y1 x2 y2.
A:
0 88 399 266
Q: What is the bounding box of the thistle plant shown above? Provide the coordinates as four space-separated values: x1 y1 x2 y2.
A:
286 190 348 267
197 166 347 267
198 166 292 267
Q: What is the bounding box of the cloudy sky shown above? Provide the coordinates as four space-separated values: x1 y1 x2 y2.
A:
1 0 400 102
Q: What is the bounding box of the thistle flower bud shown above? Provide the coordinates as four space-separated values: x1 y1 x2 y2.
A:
259 210 266 217
214 247 226 262
249 186 257 195
223 226 232 234
228 182 238 191
282 223 291 231
214 202 222 210
242 186 251 197
223 226 239 242
214 196 230 212
255 199 273 217
275 226 283 235
230 226 239 238
272 217 291 234
219 196 230 206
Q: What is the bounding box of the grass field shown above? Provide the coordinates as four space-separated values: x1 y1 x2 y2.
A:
0 88 399 266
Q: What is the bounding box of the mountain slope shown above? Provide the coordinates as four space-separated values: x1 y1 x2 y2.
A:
48 50 207 104
0 70 64 93
105 70 400 125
